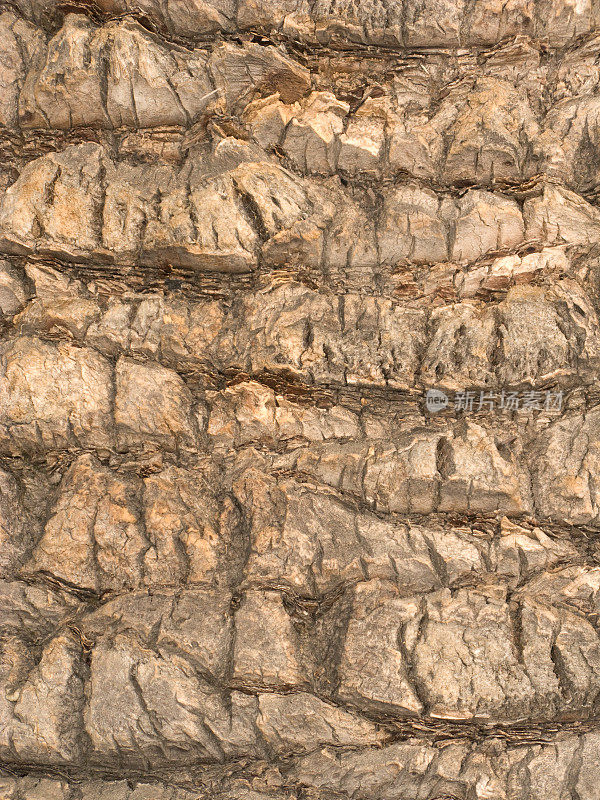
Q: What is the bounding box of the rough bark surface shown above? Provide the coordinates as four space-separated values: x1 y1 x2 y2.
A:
1 1 600 798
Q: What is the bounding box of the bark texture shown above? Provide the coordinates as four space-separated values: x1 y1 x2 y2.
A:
1 1 600 798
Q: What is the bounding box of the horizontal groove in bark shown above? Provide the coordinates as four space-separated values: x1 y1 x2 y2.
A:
3 0 600 53
3 128 576 201
0 238 584 302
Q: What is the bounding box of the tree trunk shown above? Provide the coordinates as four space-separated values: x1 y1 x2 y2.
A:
0 1 599 798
